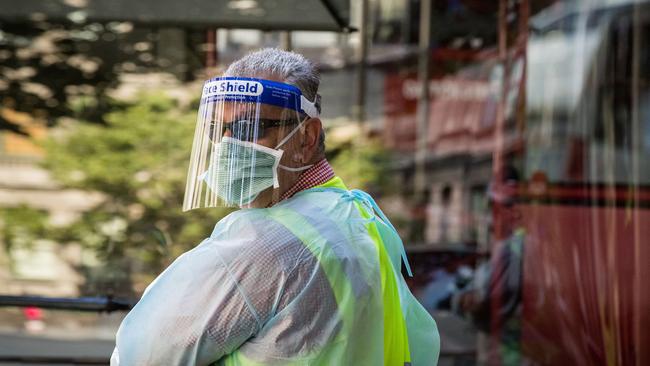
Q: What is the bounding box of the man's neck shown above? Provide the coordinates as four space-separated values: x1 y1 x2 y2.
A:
279 158 335 201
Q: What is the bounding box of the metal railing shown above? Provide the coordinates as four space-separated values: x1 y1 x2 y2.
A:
0 356 110 365
0 295 134 365
0 295 135 312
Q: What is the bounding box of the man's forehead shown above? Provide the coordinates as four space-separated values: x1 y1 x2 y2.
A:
219 102 295 118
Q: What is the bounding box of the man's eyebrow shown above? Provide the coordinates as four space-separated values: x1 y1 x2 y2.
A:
210 116 252 124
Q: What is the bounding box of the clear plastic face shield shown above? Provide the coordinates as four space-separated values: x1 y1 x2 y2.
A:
183 77 320 211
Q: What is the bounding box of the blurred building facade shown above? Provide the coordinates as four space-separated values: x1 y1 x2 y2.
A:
370 1 650 366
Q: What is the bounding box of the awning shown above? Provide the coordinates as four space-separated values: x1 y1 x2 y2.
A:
0 0 352 32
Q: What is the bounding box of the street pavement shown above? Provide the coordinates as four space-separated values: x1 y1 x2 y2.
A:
0 331 114 365
0 311 477 366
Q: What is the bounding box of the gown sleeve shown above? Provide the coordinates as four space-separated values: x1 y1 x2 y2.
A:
112 206 307 365
111 235 264 365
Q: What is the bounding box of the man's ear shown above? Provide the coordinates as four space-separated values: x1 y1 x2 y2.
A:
303 118 321 148
301 117 322 162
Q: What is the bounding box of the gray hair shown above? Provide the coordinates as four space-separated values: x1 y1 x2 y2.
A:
224 48 325 155
224 48 322 114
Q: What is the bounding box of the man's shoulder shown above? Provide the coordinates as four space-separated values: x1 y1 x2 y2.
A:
207 207 306 262
210 208 269 236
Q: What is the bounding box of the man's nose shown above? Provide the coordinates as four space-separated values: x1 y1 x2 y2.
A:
222 125 232 138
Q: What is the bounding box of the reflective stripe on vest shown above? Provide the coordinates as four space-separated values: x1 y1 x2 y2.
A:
312 177 411 365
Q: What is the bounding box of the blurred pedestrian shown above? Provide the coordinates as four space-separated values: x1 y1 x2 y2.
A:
453 165 524 365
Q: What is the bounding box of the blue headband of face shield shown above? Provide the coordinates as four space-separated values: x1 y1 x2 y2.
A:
200 76 320 119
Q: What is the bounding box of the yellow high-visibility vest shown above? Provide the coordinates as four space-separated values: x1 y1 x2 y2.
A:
219 177 439 365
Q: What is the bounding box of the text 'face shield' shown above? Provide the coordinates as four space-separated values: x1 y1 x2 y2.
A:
183 77 319 211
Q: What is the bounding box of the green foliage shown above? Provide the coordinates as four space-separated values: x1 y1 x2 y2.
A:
0 21 192 134
0 205 48 252
2 94 392 295
327 136 393 194
38 93 231 295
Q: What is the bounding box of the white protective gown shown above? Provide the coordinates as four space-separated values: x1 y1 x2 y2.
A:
112 179 440 365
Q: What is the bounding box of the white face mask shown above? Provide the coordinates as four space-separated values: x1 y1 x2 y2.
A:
201 121 313 206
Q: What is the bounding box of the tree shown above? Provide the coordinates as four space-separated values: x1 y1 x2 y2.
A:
37 93 231 296
0 19 204 134
327 128 393 195
1 92 392 296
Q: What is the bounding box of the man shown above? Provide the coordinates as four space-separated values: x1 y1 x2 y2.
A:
111 48 439 365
